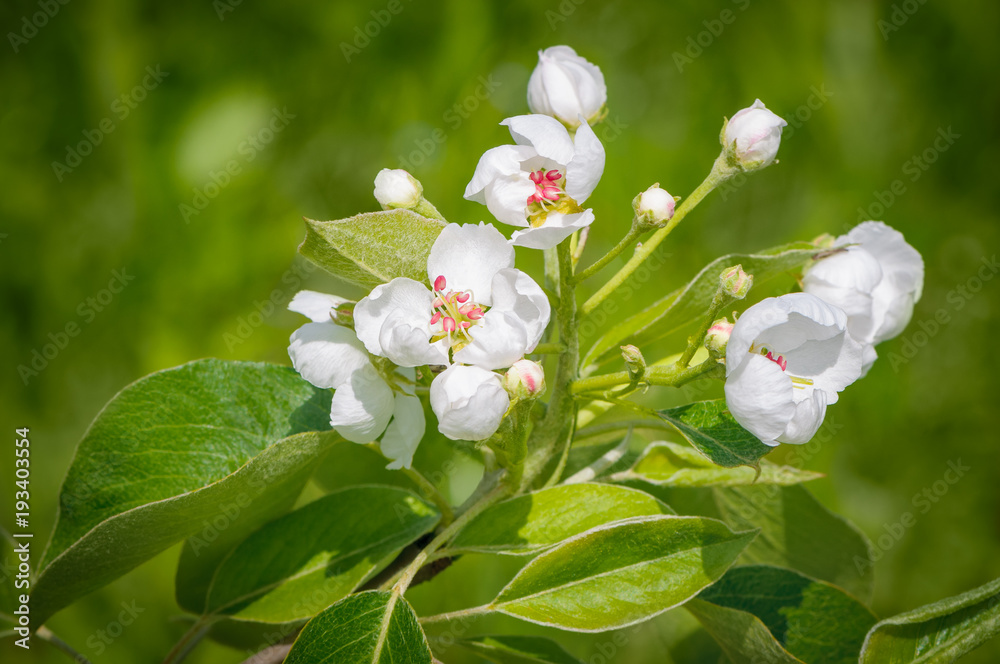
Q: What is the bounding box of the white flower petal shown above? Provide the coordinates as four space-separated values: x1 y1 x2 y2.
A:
430 365 509 441
454 310 529 371
565 119 605 203
426 222 515 306
380 394 426 470
778 389 828 444
288 321 371 389
725 354 795 445
354 278 446 366
487 268 551 351
288 290 349 322
328 368 395 444
484 176 534 227
802 249 882 342
502 114 575 166
509 209 595 250
464 145 536 203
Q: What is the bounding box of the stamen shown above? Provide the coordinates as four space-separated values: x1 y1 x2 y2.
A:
430 311 442 325
460 321 472 329
434 275 447 291
442 317 456 332
546 169 562 181
456 292 470 303
467 307 484 320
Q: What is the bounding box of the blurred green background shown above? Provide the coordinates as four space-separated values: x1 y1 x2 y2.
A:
2 0 999 661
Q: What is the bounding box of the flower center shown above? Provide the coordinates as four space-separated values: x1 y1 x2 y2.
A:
428 275 486 350
527 168 565 206
524 169 584 228
749 343 814 389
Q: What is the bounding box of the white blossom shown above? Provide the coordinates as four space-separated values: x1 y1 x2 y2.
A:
354 222 550 371
287 295 424 469
527 45 607 130
725 293 863 445
724 99 787 169
803 221 924 373
431 364 510 441
464 114 605 249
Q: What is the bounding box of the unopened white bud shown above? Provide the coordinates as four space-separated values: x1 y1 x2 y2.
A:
373 168 423 210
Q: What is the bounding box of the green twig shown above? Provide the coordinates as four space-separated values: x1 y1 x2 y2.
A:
571 357 723 395
570 225 644 285
581 155 730 317
37 626 94 664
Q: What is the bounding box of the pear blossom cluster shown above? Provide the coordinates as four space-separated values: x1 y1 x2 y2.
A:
286 42 925 467
724 222 923 445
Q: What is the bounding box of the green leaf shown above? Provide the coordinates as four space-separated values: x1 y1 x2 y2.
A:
299 210 446 289
458 635 583 664
489 515 756 632
582 243 818 367
625 441 822 487
205 486 440 623
859 575 1000 663
284 590 432 664
689 565 877 664
31 359 334 625
657 400 773 469
685 600 804 664
713 485 875 602
447 483 674 556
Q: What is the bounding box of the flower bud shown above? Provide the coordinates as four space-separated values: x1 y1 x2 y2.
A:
720 265 753 299
704 318 734 355
527 45 607 130
431 365 509 441
373 168 423 210
723 99 787 170
632 184 676 230
503 359 546 400
620 345 646 381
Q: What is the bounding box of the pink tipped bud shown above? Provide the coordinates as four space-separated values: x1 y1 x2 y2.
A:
704 318 734 355
467 307 484 320
442 317 456 332
546 169 562 181
434 275 447 291
503 359 546 400
430 311 442 325
456 292 471 303
720 265 753 299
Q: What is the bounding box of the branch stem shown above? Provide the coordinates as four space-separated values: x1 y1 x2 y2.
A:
581 155 730 317
570 225 643 285
37 626 94 664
